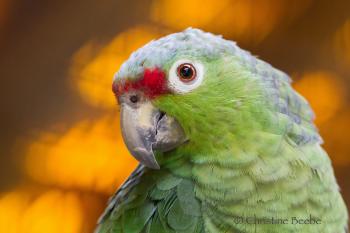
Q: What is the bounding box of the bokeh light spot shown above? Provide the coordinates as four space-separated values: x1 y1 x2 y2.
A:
0 188 106 233
150 0 313 44
25 115 137 194
21 190 82 233
320 111 350 166
294 71 345 125
0 191 29 233
70 26 163 109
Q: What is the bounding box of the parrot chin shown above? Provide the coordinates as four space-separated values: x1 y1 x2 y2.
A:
120 100 187 169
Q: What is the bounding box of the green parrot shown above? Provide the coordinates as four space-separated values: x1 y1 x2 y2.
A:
95 28 348 233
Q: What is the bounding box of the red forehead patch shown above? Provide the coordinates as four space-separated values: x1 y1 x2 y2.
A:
112 67 169 98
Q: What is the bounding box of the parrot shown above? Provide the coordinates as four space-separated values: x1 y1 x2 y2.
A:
95 28 348 233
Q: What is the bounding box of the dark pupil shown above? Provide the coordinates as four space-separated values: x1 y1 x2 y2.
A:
180 65 193 79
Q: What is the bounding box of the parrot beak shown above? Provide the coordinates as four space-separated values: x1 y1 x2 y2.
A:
120 101 187 169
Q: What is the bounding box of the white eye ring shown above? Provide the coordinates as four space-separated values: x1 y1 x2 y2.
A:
168 59 204 94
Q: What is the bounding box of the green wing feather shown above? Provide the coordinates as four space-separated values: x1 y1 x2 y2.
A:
95 165 204 233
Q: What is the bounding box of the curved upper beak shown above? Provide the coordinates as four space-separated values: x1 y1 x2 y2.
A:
120 101 187 169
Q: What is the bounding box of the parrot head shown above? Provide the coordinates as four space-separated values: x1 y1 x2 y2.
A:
113 28 312 169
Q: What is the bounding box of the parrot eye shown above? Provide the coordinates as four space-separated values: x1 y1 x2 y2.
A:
177 63 196 82
168 59 204 94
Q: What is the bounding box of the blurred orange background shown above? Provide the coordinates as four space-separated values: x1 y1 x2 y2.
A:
0 0 349 232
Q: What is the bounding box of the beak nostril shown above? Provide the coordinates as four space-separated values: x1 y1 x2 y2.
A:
130 95 139 103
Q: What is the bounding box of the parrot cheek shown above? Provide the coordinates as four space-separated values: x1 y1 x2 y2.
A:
120 100 187 169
